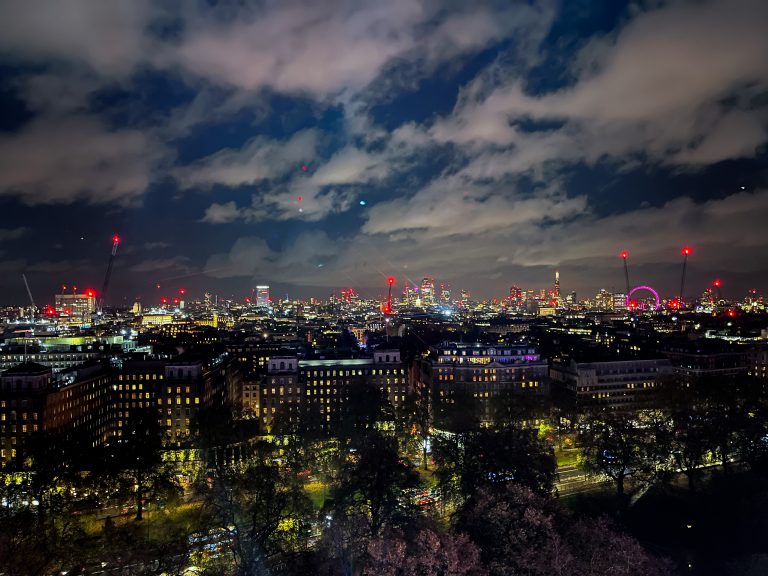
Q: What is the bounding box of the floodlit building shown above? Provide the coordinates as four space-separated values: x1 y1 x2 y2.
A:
256 285 270 308
55 292 96 321
425 342 550 426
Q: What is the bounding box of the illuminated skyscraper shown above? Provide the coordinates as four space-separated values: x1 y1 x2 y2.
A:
256 285 270 307
554 271 560 297
440 282 451 302
420 277 435 306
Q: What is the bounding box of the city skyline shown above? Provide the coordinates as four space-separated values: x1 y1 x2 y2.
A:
0 0 767 303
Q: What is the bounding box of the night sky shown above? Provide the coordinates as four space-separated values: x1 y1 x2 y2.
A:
0 0 767 306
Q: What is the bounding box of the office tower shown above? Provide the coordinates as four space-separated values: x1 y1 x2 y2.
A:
55 291 96 321
256 285 270 307
420 277 435 306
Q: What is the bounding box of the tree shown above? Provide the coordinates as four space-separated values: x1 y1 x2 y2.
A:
364 527 487 576
736 394 768 475
395 390 432 469
668 404 710 492
490 389 548 430
337 384 394 449
332 431 420 538
433 426 556 506
202 447 313 576
434 390 480 434
458 485 674 576
565 517 675 576
578 410 659 500
458 485 571 576
107 407 180 520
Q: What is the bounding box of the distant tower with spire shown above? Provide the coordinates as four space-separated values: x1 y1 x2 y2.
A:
554 270 560 298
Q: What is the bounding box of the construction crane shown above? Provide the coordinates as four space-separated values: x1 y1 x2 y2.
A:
385 277 395 316
620 250 631 295
22 273 37 320
98 235 121 314
679 246 693 308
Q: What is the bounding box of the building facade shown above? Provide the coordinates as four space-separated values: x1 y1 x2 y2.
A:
426 343 550 426
258 350 408 434
550 357 673 410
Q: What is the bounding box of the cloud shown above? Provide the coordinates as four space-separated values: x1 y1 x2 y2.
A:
194 121 432 223
0 228 27 242
432 0 768 169
201 201 242 224
362 176 587 239
143 241 171 251
176 129 318 189
0 1 152 77
166 1 551 97
206 188 768 298
0 115 166 205
130 256 193 274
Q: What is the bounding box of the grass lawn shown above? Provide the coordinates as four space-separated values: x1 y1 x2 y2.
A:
555 448 580 468
305 481 327 511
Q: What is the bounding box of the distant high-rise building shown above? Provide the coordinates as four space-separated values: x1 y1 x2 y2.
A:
402 283 415 306
594 289 613 310
554 270 560 297
55 292 96 321
440 282 451 302
420 277 435 306
256 285 270 307
509 285 523 308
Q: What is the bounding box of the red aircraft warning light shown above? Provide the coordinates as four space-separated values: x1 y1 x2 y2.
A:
179 288 186 295
681 246 693 256
713 279 722 287
388 276 395 285
85 289 96 298
112 235 121 244
160 297 168 305
620 250 629 259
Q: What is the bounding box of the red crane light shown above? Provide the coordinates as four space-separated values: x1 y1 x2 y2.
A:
160 297 168 304
620 250 629 259
179 288 186 295
173 297 180 304
388 276 395 285
112 235 120 244
681 246 693 256
713 279 721 287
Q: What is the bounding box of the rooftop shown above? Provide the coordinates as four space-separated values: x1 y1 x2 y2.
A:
1 361 52 376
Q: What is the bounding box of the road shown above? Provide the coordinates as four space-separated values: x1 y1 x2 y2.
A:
556 464 611 496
